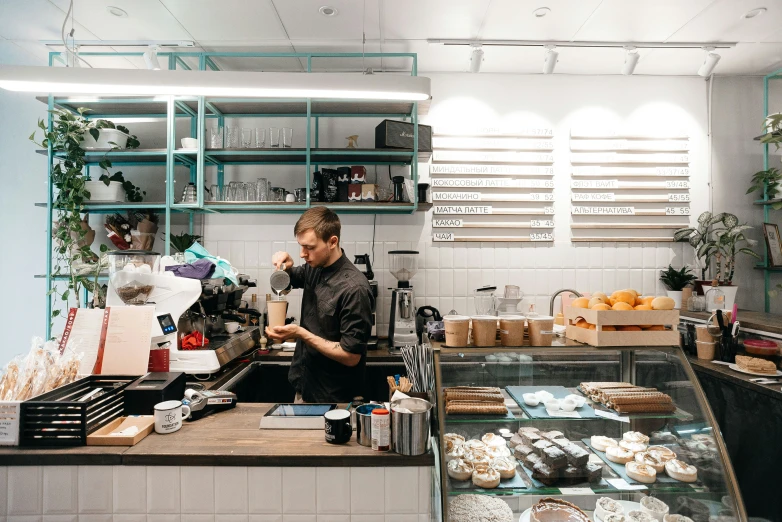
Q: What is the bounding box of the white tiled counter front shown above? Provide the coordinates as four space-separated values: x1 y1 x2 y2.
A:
0 465 434 522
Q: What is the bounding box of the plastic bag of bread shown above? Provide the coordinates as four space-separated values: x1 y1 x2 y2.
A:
0 355 23 401
0 337 83 402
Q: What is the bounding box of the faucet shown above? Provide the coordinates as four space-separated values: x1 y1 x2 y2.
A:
549 288 583 316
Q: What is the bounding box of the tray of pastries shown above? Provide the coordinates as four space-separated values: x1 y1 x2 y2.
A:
444 432 526 491
444 386 509 416
579 381 676 414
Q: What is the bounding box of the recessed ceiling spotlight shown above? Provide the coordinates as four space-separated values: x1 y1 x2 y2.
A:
533 7 551 18
319 6 338 16
742 7 767 18
106 6 128 17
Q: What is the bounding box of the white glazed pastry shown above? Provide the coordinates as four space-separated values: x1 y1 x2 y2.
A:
628 510 656 522
482 432 507 448
523 393 540 406
447 458 473 481
472 462 501 489
491 456 517 479
595 497 625 521
623 431 650 444
605 515 627 522
486 445 511 458
606 445 635 464
465 448 492 465
463 439 487 452
444 433 466 446
665 459 698 482
663 515 693 522
619 440 648 453
445 439 465 462
640 497 669 522
625 462 657 484
591 435 619 452
634 451 665 473
647 446 677 462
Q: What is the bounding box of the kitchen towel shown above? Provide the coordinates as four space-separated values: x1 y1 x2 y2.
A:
165 258 216 279
184 242 239 284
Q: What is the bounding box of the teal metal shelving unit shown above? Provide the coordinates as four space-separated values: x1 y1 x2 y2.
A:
753 67 782 312
40 51 425 337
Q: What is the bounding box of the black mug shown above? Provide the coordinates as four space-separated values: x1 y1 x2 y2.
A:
324 409 352 444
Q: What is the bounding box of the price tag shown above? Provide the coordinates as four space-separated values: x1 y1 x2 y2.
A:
656 167 690 176
594 409 630 423
606 478 647 491
544 206 555 214
531 233 554 242
559 488 594 495
530 220 555 228
668 193 690 202
531 193 555 201
665 206 691 215
665 180 690 189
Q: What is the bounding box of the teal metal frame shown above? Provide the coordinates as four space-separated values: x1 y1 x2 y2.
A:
41 51 422 337
753 67 782 312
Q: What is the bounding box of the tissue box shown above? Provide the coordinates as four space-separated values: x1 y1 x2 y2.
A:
86 416 155 446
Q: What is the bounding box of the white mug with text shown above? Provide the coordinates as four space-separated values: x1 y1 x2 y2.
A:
154 400 191 434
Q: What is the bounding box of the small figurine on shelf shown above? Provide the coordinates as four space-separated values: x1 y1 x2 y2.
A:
346 135 359 149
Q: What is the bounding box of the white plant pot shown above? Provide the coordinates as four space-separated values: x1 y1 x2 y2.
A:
719 285 739 312
85 181 124 202
82 128 129 149
666 290 683 310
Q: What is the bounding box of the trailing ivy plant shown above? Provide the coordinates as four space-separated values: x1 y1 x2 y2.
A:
747 167 782 209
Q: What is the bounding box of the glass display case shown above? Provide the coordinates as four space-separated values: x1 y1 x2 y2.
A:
434 343 747 522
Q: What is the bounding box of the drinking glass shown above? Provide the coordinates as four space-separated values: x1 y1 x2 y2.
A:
245 182 256 201
269 127 281 148
209 184 222 202
209 126 224 149
282 127 293 148
256 178 268 201
226 126 239 148
241 128 253 148
225 181 241 202
254 128 266 148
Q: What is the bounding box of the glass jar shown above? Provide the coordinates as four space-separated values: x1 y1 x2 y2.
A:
687 294 706 312
705 279 726 310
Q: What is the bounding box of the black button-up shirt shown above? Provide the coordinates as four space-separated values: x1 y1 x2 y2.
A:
287 251 374 403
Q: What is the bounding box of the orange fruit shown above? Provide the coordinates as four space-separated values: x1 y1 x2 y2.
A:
612 302 633 311
572 297 590 308
634 304 652 311
592 292 609 301
613 291 636 306
617 325 642 331
641 296 655 306
588 324 597 330
608 298 616 307
588 297 605 309
592 303 611 311
601 325 616 331
645 325 666 331
575 319 590 329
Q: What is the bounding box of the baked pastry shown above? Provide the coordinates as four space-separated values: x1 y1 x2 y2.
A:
463 439 487 452
623 431 650 444
519 426 541 435
665 459 698 482
444 433 466 446
482 432 506 447
513 444 535 460
585 461 603 482
605 515 627 522
628 511 656 522
663 516 693 522
736 354 778 375
540 430 565 441
465 448 492 466
491 456 517 479
614 403 676 414
551 437 571 449
606 446 635 464
486 445 511 458
562 444 589 467
650 431 677 444
625 462 657 484
445 439 465 462
523 452 542 471
591 435 619 452
541 446 567 469
619 440 647 453
640 496 669 522
647 446 676 462
508 433 525 449
447 458 473 481
561 465 582 485
532 439 554 455
531 498 589 522
595 497 625 521
634 451 665 473
531 462 559 486
472 462 501 489
522 431 544 446
445 386 505 402
446 400 508 415
448 494 514 522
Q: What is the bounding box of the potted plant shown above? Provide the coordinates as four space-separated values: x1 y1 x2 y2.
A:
169 232 202 253
659 265 697 309
746 167 782 208
674 211 724 294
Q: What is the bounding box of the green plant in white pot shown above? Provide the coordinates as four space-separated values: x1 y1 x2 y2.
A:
659 265 697 309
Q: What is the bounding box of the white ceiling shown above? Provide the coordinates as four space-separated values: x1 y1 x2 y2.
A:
1 0 781 75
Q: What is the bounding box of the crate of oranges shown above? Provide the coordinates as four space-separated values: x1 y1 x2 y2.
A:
565 289 679 347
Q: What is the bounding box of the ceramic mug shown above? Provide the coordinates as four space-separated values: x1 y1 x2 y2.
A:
154 400 191 434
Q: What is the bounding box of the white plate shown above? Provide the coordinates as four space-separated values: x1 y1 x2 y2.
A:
728 363 782 377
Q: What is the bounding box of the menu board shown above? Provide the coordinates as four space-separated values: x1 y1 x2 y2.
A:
430 127 556 243
569 129 691 242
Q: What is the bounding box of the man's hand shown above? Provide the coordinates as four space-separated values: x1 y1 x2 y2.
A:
272 251 294 271
265 323 301 342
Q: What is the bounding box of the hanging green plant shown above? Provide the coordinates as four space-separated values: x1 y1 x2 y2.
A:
746 167 782 209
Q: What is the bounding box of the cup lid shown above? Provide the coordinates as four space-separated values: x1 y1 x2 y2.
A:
471 315 499 321
444 314 470 322
499 315 526 322
528 315 555 321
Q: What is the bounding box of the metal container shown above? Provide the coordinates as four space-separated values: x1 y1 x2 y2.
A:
355 403 383 447
390 397 432 456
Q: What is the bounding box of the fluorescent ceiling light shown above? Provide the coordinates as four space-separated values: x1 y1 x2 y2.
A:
622 47 639 75
469 46 484 74
543 46 558 74
698 48 721 77
0 65 431 101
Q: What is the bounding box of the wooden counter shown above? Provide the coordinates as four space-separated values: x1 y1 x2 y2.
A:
0 403 434 467
688 356 782 401
681 309 782 337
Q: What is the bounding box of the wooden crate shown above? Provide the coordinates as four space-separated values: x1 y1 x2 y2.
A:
565 306 679 347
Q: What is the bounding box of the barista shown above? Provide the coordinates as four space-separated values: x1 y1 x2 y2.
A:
267 207 374 403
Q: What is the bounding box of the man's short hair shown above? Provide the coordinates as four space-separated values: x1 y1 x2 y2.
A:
294 206 341 244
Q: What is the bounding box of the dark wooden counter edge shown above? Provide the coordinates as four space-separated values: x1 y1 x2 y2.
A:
0 403 434 467
680 309 782 336
688 356 782 401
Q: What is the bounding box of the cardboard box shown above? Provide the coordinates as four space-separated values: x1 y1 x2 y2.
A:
565 306 679 347
86 416 155 446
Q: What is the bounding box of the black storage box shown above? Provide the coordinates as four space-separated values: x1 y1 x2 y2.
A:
124 372 187 415
375 119 432 152
20 375 136 446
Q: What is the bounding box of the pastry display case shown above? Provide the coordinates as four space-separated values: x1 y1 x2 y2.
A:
433 343 747 522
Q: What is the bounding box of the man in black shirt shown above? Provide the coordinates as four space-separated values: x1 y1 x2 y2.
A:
267 207 374 403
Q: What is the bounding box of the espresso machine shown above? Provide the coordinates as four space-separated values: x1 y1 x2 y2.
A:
387 250 419 351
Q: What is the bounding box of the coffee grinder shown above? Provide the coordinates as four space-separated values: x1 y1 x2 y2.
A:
387 250 419 351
